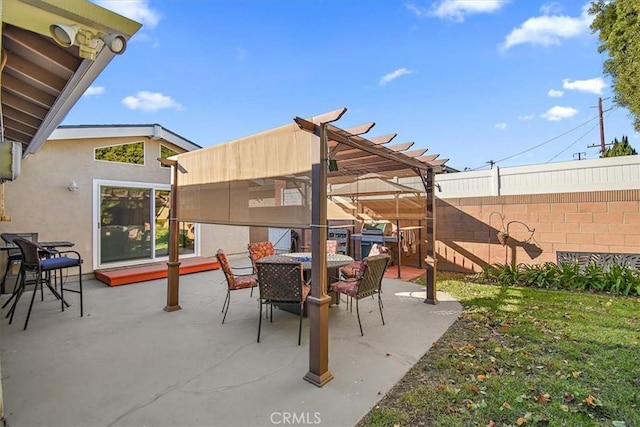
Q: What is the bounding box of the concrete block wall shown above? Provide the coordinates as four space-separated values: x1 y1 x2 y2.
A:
435 190 640 273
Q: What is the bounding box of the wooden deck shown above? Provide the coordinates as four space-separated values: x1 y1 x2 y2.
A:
95 256 220 287
94 257 422 287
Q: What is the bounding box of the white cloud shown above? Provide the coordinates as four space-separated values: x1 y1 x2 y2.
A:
95 0 160 28
541 105 578 121
562 77 607 95
129 33 152 43
494 122 507 130
518 114 535 121
379 68 414 86
502 2 592 50
83 86 105 96
548 89 564 98
540 2 563 15
406 0 508 22
405 3 429 17
122 91 183 112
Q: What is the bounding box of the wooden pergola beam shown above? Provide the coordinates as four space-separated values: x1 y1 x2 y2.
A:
311 108 347 125
387 142 415 152
402 148 428 158
417 154 440 162
369 133 397 144
344 122 375 135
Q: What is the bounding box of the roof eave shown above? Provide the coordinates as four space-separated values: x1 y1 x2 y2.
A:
49 124 202 152
25 49 117 156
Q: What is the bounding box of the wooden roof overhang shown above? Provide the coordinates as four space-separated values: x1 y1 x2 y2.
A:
1 0 141 157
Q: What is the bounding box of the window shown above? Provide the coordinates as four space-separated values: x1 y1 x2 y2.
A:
96 182 196 267
95 141 144 165
159 144 179 168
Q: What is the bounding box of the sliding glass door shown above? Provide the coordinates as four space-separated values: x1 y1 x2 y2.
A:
154 189 195 257
96 181 195 267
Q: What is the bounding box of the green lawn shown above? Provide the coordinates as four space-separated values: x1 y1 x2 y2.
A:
358 277 640 427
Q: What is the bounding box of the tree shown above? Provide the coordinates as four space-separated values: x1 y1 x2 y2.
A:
589 0 640 130
603 135 638 157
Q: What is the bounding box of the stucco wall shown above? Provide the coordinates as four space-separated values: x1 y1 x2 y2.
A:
1 135 249 279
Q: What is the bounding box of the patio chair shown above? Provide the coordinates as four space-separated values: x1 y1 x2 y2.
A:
326 240 338 254
330 254 390 336
8 237 83 330
1 232 38 296
216 249 258 324
247 241 276 274
339 243 388 279
256 262 310 345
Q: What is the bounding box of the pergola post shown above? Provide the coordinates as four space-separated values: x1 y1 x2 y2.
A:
158 158 182 312
304 123 334 387
423 167 438 304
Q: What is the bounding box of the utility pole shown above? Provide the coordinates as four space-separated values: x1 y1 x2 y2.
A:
486 160 495 169
588 97 612 156
598 97 606 155
573 152 586 160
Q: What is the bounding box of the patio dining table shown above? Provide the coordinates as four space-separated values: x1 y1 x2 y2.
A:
1 240 75 252
256 252 354 270
256 252 355 314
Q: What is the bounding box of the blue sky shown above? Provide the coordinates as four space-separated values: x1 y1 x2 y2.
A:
64 0 639 171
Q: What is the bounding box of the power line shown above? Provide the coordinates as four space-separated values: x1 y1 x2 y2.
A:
546 107 617 163
469 114 601 171
546 124 599 163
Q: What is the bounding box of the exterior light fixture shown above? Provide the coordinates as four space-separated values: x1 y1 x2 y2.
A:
100 33 127 54
49 23 78 47
49 24 127 60
67 179 79 192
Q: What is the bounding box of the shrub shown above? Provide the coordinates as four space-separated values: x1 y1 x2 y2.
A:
519 262 558 288
475 261 640 296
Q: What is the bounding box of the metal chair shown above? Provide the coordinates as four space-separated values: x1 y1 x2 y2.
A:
330 254 390 336
216 249 258 324
256 262 310 345
1 232 38 295
8 237 83 330
339 243 388 279
247 241 276 273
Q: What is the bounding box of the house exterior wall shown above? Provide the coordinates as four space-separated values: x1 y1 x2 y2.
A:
433 157 640 273
1 135 248 278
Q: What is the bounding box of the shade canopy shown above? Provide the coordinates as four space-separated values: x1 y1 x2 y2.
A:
328 175 425 221
174 108 447 228
329 175 421 197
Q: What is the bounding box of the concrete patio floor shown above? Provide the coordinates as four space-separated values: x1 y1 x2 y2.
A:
0 263 461 427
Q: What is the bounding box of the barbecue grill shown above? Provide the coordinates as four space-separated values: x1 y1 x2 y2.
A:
360 222 392 256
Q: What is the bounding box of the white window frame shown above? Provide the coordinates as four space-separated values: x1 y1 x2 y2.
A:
92 179 199 270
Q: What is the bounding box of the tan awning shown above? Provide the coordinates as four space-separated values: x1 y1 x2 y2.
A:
175 108 446 228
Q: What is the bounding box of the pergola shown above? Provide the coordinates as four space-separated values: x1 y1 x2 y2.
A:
164 108 447 386
328 175 427 277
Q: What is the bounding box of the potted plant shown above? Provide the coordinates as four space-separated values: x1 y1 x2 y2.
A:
497 230 509 246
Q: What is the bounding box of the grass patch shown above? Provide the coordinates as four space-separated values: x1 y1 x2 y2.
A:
358 278 640 426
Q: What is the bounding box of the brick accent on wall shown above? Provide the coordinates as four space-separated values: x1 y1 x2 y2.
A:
436 190 640 273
